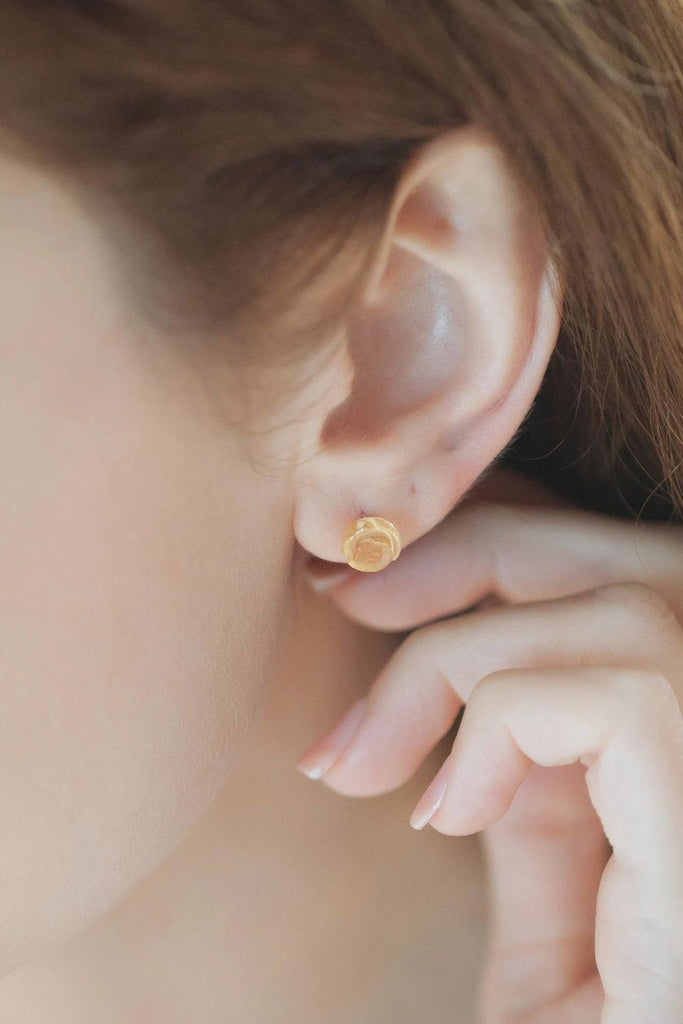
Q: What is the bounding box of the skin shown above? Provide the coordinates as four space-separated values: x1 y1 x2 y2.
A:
0 148 302 970
0 570 488 1022
0 144 490 1020
0 122 556 983
1 115 680 1023
304 470 683 1022
0 130 500 1021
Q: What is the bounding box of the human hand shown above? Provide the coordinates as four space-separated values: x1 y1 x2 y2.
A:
297 469 683 1023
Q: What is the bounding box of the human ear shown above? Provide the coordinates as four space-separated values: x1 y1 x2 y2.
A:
293 124 563 564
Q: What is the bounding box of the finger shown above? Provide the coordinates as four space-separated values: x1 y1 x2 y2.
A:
478 765 608 1024
420 666 683 1020
325 502 683 632
424 666 683 847
458 465 574 508
481 972 605 1024
304 582 682 796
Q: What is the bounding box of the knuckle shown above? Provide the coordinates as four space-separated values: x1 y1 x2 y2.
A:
590 581 678 629
469 667 519 710
459 499 508 539
399 619 453 671
403 619 444 652
608 666 679 718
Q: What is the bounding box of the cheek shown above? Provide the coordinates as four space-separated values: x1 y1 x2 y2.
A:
0 355 294 973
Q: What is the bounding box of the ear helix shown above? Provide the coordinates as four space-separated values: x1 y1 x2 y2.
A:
341 517 402 572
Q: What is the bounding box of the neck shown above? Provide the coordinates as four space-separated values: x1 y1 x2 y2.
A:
0 566 484 1022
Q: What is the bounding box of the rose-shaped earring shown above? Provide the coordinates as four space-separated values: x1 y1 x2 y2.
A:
341 516 402 573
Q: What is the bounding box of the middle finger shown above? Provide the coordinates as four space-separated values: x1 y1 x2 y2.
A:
297 582 683 795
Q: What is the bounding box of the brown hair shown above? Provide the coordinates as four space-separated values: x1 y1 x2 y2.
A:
0 0 681 521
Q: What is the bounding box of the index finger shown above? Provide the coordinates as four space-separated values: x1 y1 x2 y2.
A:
324 502 683 632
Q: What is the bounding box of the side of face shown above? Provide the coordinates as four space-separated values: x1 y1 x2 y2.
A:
0 153 309 972
0 120 560 974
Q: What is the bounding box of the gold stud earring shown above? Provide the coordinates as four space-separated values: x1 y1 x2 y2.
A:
342 516 402 573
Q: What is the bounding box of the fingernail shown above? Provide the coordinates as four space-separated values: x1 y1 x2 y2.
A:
304 556 353 593
296 697 368 779
409 755 452 831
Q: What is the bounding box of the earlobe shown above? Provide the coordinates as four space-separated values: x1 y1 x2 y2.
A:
294 124 562 566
